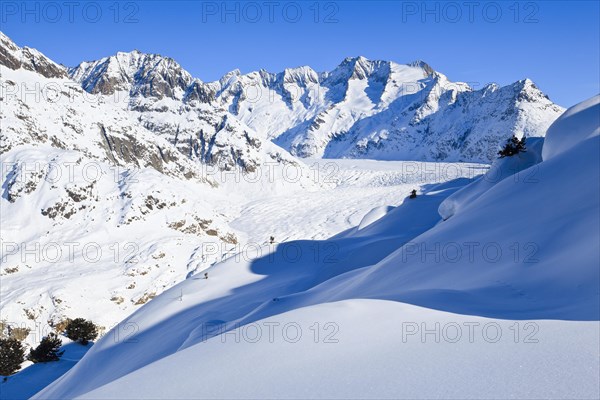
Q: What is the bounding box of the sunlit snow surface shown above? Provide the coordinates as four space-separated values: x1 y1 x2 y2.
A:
29 96 600 400
0 30 597 399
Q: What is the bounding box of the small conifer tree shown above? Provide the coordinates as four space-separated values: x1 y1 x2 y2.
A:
28 333 64 363
0 338 25 376
498 135 526 158
65 318 98 345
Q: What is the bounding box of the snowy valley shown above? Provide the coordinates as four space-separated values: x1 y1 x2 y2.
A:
0 29 598 400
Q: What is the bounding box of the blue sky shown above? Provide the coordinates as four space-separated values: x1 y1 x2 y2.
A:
2 0 599 107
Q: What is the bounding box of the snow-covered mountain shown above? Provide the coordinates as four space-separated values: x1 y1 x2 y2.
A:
2 30 565 173
0 32 485 349
28 95 600 400
1 32 306 176
1 31 591 398
0 30 566 343
0 32 66 79
67 39 564 164
192 57 564 162
0 31 318 344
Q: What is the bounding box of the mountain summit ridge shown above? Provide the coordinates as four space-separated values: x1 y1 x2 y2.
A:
1 31 565 163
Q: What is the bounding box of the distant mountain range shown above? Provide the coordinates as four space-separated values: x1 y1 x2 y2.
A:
1 31 564 170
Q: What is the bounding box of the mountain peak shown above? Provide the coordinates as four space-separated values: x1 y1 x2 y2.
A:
70 48 193 98
340 55 374 69
282 66 319 84
342 55 369 63
328 56 390 82
509 78 554 104
0 30 66 78
0 30 18 50
408 60 435 76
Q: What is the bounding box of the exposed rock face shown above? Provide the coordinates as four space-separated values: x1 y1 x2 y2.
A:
0 32 66 78
97 124 184 175
69 51 193 99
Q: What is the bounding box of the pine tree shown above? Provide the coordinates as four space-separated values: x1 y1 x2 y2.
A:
65 318 98 345
498 135 527 158
0 338 25 376
28 333 64 363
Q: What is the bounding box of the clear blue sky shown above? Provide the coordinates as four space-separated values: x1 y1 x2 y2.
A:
2 0 598 107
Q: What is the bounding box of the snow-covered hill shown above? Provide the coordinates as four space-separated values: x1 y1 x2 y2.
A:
30 96 600 399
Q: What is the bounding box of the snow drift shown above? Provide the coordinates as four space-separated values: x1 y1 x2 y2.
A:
542 94 600 160
438 136 544 220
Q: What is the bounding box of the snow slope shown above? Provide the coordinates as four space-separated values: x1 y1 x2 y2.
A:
0 342 90 400
542 94 600 160
0 143 482 351
438 136 544 220
74 301 600 400
32 96 599 399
